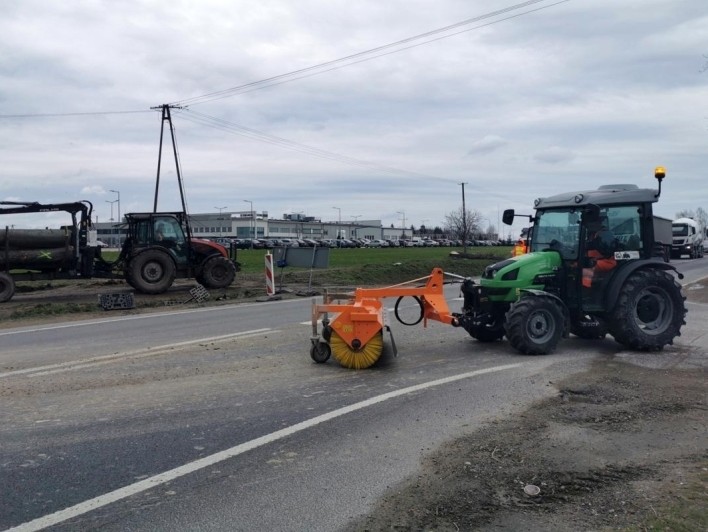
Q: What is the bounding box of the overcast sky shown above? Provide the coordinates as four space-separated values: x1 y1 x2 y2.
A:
1 0 706 236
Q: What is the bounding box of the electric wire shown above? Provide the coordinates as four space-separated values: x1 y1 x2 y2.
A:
175 108 460 184
0 110 151 119
170 0 570 107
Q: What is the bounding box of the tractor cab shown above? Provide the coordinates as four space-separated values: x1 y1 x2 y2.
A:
530 202 646 311
124 212 190 265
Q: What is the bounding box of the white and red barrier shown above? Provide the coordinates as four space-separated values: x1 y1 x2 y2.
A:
265 252 275 296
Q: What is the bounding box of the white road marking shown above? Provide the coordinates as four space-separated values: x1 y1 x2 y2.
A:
8 363 522 532
0 298 309 337
0 329 274 379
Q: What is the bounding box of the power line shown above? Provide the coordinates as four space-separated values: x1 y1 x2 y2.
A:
0 110 152 119
170 0 570 107
176 108 457 183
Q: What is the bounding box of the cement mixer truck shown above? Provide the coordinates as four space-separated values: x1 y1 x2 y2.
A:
671 217 704 259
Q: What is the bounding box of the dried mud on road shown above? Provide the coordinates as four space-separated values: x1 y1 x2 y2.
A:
347 356 707 531
347 284 708 532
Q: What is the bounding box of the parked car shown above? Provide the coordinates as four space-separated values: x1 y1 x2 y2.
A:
279 238 298 247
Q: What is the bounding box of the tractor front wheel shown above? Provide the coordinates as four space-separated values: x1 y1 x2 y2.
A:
505 295 565 355
128 249 176 294
608 269 686 351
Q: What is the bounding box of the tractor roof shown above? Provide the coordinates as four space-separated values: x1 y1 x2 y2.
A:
534 184 659 210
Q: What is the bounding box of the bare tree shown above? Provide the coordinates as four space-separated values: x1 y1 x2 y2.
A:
675 207 707 231
444 208 482 242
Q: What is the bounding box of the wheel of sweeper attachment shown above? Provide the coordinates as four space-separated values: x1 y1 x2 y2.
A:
310 341 331 364
329 330 384 369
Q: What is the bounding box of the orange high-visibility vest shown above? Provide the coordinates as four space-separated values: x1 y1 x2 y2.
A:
582 249 617 288
512 239 527 257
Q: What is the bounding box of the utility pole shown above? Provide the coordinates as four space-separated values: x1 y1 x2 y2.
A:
460 182 468 255
151 103 191 239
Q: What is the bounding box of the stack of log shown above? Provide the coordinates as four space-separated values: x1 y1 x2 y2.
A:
1 228 74 271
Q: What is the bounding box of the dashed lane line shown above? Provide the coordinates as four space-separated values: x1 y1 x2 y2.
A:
0 328 274 379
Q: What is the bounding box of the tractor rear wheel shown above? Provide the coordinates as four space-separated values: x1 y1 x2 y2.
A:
128 249 176 294
505 295 565 355
0 272 15 302
198 256 236 289
608 269 686 351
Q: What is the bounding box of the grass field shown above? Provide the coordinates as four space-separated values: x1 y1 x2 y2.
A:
5 246 512 321
233 246 512 286
234 246 510 272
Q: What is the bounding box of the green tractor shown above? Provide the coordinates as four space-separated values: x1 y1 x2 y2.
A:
457 167 686 355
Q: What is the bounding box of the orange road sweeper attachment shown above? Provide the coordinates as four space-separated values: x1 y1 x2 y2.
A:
310 268 463 369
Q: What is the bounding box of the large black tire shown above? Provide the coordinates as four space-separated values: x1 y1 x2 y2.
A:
505 295 565 355
128 249 176 294
0 272 15 302
198 256 236 289
608 269 686 351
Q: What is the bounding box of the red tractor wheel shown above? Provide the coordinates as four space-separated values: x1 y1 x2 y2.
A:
198 256 236 289
128 249 176 294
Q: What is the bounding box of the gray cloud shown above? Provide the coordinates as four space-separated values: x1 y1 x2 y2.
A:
0 0 706 231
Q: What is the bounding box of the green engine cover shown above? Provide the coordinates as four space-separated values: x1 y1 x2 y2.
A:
479 252 562 302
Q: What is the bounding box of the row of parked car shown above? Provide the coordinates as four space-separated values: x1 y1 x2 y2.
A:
215 237 511 249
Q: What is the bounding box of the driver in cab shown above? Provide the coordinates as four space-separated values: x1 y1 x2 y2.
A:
582 215 617 288
155 223 166 242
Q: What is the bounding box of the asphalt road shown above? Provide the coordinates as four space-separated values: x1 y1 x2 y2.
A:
1 259 706 531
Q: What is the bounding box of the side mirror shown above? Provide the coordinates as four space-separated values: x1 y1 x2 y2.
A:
502 209 515 226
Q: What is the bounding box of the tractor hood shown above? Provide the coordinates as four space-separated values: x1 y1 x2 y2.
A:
191 237 228 257
479 251 562 302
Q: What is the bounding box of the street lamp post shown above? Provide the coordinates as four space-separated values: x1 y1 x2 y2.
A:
110 190 120 222
215 206 227 237
397 211 406 238
106 199 118 222
244 200 254 246
352 214 361 238
332 206 341 240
